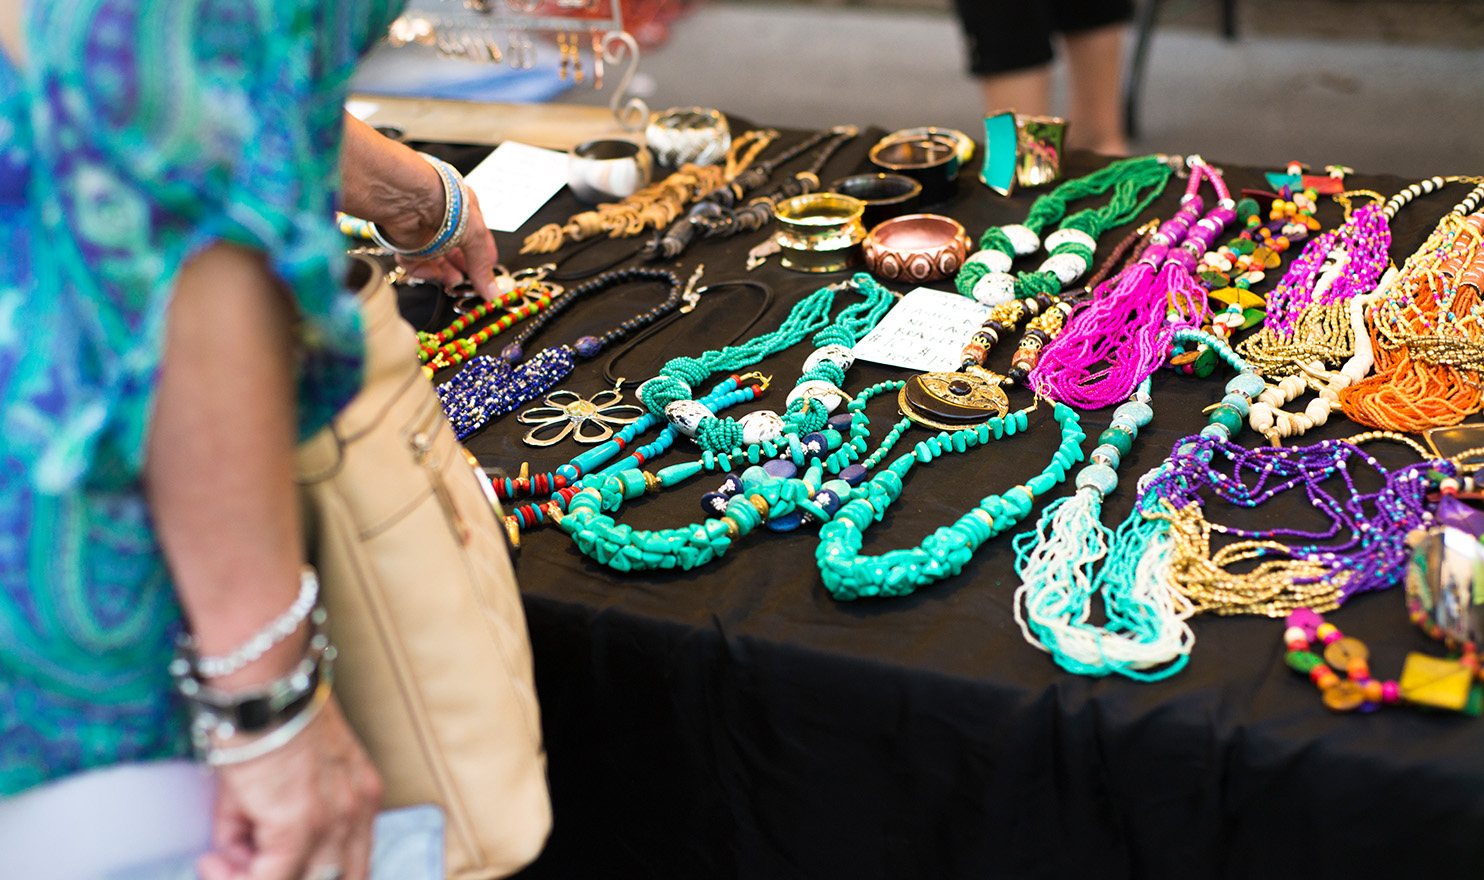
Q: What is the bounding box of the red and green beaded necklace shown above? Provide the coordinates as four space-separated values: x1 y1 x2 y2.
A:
417 279 559 376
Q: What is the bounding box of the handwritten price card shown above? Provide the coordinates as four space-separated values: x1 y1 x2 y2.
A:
852 287 994 372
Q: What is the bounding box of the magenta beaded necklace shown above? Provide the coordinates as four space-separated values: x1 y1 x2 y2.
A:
1029 157 1235 409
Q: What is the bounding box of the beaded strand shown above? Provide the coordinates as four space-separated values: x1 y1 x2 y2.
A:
954 155 1176 305
437 268 684 439
1283 608 1482 715
1031 158 1235 409
418 284 556 375
639 274 894 456
1139 433 1438 616
1013 379 1197 681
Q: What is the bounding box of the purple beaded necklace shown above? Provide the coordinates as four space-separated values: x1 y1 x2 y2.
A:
1262 199 1390 337
1139 433 1441 613
1030 158 1235 409
437 268 683 439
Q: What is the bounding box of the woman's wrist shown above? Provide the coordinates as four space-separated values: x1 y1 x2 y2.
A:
340 113 447 245
174 604 338 765
365 158 446 249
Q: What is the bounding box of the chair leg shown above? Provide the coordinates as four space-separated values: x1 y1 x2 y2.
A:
1122 0 1160 141
1221 0 1237 39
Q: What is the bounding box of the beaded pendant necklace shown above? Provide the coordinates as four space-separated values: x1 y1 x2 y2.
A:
1030 157 1234 410
900 156 1174 430
1012 379 1196 681
1010 321 1263 680
1005 220 1158 386
437 267 684 439
1282 606 1482 715
638 275 894 455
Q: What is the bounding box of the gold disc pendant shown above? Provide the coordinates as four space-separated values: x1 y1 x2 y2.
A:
899 366 1010 431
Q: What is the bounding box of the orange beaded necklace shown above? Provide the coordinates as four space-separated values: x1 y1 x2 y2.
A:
1340 181 1484 432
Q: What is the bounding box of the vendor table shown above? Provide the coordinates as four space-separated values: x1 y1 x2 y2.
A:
411 127 1484 879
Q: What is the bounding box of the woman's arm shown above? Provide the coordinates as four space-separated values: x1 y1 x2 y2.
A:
340 114 502 299
144 242 381 880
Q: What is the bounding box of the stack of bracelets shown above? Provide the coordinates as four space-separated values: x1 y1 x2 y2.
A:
367 152 471 261
170 568 336 766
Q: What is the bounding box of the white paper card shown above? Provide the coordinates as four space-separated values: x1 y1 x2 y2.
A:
463 141 570 233
344 100 381 121
852 287 993 373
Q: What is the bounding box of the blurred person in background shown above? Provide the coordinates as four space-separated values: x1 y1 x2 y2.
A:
952 0 1132 154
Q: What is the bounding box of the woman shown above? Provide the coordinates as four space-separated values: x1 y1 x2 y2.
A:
952 0 1132 155
0 2 498 878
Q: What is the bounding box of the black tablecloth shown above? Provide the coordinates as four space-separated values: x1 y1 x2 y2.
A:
416 128 1484 879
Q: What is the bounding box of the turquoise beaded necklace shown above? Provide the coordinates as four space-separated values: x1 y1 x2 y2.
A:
1010 330 1262 680
556 276 897 571
1011 378 1195 681
954 154 1177 306
638 274 894 453
497 275 891 542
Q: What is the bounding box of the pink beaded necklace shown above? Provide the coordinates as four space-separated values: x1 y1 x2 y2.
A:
1029 157 1234 409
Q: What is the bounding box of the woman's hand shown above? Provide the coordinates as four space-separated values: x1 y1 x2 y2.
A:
340 114 504 301
375 186 503 301
198 700 383 880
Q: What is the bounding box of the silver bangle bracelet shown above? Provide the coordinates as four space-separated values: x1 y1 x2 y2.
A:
367 153 469 261
185 566 319 679
204 668 334 767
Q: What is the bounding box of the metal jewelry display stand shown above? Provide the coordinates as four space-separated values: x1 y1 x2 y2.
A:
390 0 649 132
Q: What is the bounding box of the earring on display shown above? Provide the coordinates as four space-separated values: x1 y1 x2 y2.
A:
591 29 604 89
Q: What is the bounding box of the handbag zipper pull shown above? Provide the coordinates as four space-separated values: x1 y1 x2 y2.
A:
411 430 472 545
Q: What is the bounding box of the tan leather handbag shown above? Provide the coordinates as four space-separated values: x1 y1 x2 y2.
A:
296 256 551 880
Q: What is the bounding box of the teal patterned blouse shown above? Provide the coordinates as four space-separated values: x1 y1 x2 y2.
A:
0 0 403 796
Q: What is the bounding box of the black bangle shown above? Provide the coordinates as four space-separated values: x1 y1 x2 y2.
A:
173 607 335 742
601 280 775 390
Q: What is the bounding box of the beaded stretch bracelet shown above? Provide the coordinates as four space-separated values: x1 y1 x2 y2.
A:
182 567 319 679
368 152 470 262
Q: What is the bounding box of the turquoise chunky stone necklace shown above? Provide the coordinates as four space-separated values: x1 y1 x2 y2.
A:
556 378 1085 583
815 399 1085 600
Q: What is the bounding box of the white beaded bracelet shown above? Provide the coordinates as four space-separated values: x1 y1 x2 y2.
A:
187 567 319 679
